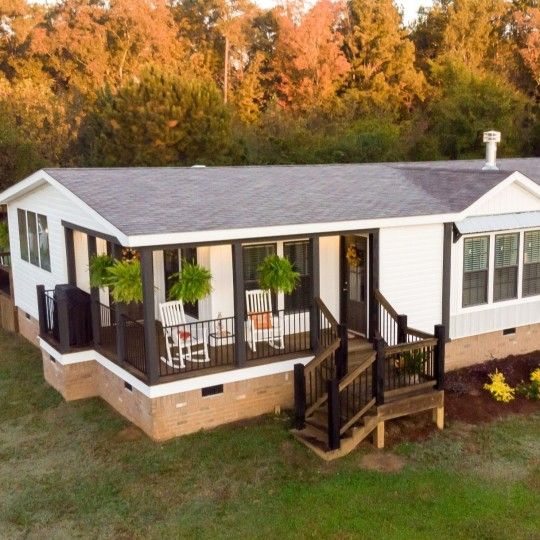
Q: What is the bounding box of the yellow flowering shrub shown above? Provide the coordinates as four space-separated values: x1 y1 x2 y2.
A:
483 370 515 403
530 368 540 384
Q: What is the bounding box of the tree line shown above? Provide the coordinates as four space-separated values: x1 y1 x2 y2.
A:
1 0 540 188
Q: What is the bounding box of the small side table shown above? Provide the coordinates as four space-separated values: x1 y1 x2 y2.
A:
209 332 235 348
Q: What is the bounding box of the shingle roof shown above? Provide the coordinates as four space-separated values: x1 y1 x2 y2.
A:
43 158 540 237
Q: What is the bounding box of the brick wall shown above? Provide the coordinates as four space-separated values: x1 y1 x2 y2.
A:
17 310 39 345
42 350 98 400
150 372 293 440
446 322 540 371
40 350 294 440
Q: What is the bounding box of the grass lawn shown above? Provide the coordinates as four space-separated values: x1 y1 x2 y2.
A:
1 329 539 539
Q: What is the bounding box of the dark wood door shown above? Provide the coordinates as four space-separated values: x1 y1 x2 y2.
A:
343 236 367 335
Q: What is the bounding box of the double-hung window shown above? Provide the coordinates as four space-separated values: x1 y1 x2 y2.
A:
462 236 489 307
163 247 198 317
283 240 311 312
523 230 540 297
494 233 519 302
18 209 50 271
243 243 276 292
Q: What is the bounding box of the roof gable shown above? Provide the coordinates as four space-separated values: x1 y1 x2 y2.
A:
461 172 540 218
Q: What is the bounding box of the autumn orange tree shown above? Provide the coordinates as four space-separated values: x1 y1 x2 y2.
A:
0 0 539 183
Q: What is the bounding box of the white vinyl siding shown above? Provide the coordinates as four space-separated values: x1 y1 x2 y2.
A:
7 183 108 319
450 228 540 339
379 224 444 333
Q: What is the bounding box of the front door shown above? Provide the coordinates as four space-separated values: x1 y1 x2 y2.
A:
342 236 368 335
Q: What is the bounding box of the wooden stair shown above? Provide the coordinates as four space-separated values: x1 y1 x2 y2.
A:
293 388 444 460
293 295 446 460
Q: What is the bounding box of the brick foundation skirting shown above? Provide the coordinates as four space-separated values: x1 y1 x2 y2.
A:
446 323 540 371
41 350 294 440
17 310 39 345
41 321 539 439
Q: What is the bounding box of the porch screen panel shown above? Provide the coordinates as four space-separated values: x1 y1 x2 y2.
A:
493 233 518 301
284 240 311 312
463 236 489 307
17 209 28 262
523 230 540 297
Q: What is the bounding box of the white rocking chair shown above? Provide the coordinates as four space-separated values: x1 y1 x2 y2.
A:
159 300 210 369
245 289 285 352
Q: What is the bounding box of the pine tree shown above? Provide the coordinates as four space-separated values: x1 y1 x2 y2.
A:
343 0 425 117
78 67 231 166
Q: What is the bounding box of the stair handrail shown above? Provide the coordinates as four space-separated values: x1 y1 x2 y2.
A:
337 351 377 435
294 297 343 429
374 288 437 345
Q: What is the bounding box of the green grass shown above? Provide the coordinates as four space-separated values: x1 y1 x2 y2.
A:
0 329 539 539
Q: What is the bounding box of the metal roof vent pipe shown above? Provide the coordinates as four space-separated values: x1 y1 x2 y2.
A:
482 130 501 171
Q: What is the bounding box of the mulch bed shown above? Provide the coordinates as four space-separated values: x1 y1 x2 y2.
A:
382 351 540 447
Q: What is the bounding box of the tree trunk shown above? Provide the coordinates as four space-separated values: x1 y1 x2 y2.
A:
223 34 229 104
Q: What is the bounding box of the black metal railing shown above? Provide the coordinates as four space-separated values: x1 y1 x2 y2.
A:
159 315 236 376
122 313 147 375
96 301 117 358
375 290 399 346
384 339 438 392
304 341 339 414
43 289 57 340
246 307 311 361
315 298 339 350
337 353 377 435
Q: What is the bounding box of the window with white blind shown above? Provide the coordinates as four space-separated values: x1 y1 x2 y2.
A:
284 240 311 312
494 233 519 302
18 209 50 271
163 247 198 317
463 236 489 307
523 230 540 297
243 244 276 290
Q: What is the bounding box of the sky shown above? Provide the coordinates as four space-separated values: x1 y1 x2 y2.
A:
254 0 434 24
33 0 434 25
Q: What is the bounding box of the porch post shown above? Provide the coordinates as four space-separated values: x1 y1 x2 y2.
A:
374 336 385 405
64 227 76 285
442 223 452 341
232 242 246 367
369 230 380 340
36 285 47 336
87 235 100 347
309 235 320 352
434 324 446 390
397 314 408 344
140 248 160 384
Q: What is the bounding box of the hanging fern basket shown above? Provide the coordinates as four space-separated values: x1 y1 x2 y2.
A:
257 254 300 294
168 261 212 304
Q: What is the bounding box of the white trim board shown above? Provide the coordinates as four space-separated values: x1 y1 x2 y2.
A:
38 338 313 399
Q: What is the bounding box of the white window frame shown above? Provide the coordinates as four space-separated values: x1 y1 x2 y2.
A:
457 227 540 314
17 208 51 272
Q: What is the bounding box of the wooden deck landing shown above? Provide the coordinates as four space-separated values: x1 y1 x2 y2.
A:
293 389 444 460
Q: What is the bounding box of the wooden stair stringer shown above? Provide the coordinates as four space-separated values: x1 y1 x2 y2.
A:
292 413 380 461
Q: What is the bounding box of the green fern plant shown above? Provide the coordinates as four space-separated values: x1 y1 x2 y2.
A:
89 254 115 288
257 254 300 294
168 261 212 304
107 259 143 303
0 222 9 251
